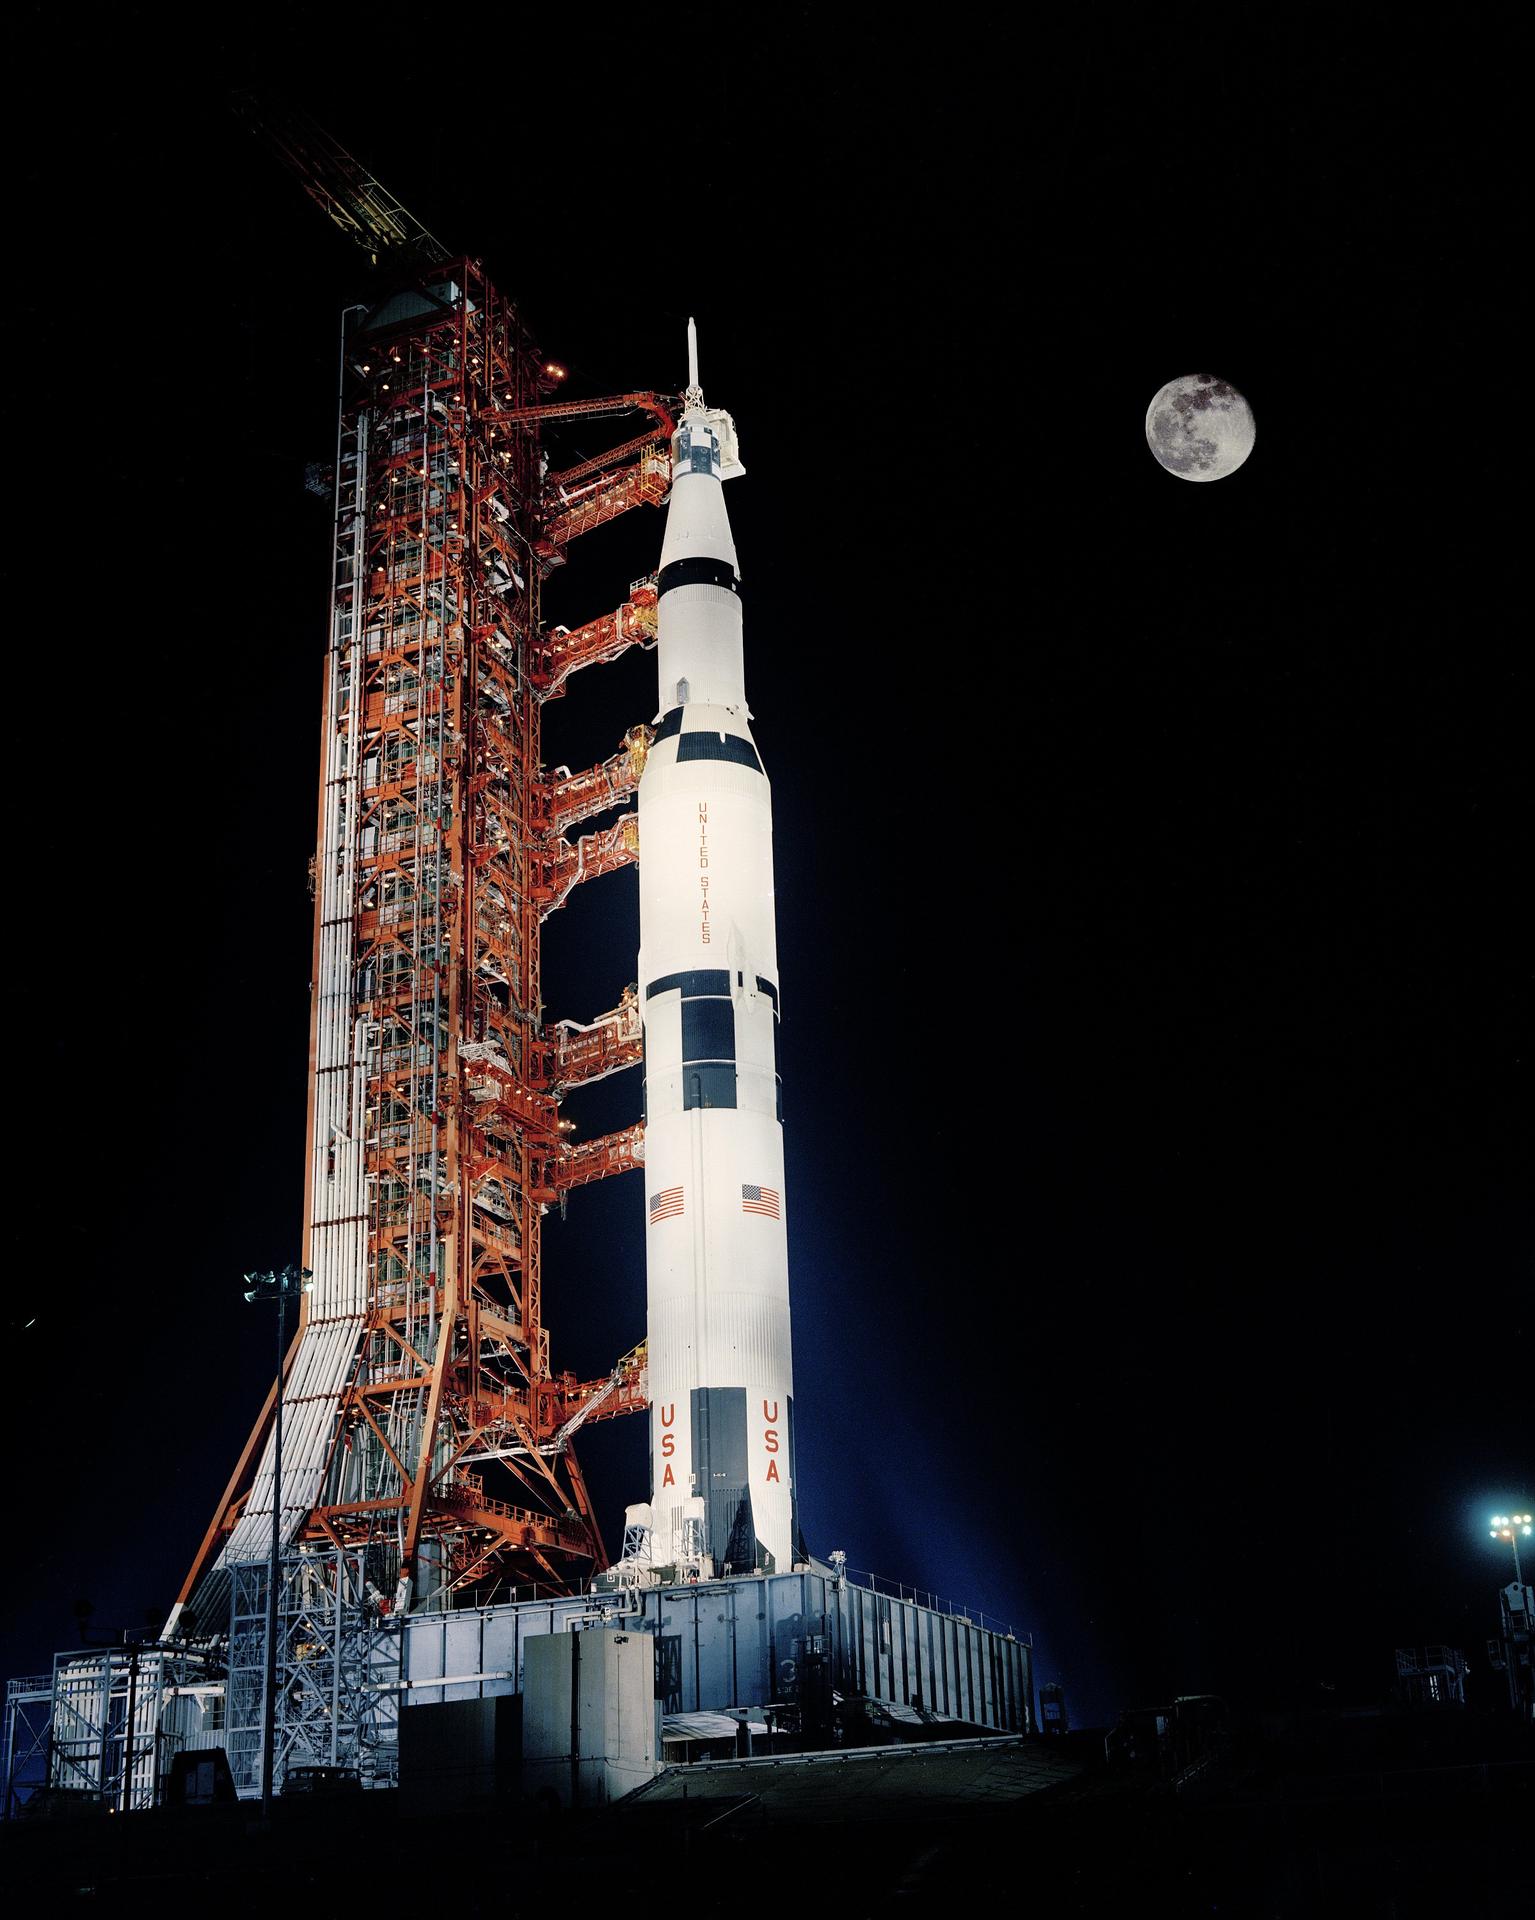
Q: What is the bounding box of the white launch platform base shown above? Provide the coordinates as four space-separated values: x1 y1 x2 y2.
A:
19 1567 1031 1807
399 1567 1030 1733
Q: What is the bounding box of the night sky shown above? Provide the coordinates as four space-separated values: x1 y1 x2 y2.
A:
7 10 1526 1730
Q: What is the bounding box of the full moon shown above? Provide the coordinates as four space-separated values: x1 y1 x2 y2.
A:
1145 374 1256 482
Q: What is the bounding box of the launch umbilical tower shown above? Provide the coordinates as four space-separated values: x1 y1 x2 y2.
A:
174 256 672 1632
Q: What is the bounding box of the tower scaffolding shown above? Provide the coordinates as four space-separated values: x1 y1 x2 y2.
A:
173 258 672 1654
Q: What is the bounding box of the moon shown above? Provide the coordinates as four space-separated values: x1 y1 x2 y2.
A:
1145 374 1256 482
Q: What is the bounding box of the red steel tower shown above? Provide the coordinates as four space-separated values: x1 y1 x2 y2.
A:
175 252 670 1628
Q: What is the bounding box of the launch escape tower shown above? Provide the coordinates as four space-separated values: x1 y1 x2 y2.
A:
174 256 678 1645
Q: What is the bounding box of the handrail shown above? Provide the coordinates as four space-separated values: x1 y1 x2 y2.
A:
837 1566 1029 1643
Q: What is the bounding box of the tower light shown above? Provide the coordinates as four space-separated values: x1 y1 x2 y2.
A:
1489 1512 1534 1586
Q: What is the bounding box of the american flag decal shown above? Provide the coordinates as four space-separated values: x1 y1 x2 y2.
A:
649 1186 684 1222
741 1184 781 1219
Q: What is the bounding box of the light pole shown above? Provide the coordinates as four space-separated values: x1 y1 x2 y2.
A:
244 1265 311 1823
1489 1513 1533 1586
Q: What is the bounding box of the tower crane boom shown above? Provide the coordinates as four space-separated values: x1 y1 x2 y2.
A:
230 93 451 265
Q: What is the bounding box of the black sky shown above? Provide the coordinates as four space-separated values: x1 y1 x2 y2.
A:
5 7 1526 1728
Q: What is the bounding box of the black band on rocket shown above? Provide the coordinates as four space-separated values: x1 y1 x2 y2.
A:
676 732 763 773
647 968 731 1000
658 556 741 597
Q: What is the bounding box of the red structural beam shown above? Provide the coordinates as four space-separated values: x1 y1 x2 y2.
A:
549 1123 646 1194
536 729 650 835
480 392 675 435
550 994 643 1094
533 583 658 699
543 452 671 548
535 816 639 918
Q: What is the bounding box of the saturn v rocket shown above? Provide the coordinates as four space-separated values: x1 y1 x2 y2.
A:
634 323 800 1577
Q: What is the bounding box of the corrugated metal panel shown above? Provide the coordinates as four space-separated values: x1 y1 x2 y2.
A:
396 1572 1031 1738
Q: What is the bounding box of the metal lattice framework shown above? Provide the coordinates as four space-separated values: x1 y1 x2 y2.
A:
226 1550 402 1794
44 1644 223 1812
178 260 668 1630
2 1675 52 1817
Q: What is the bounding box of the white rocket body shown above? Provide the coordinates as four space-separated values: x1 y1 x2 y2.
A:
636 327 799 1575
